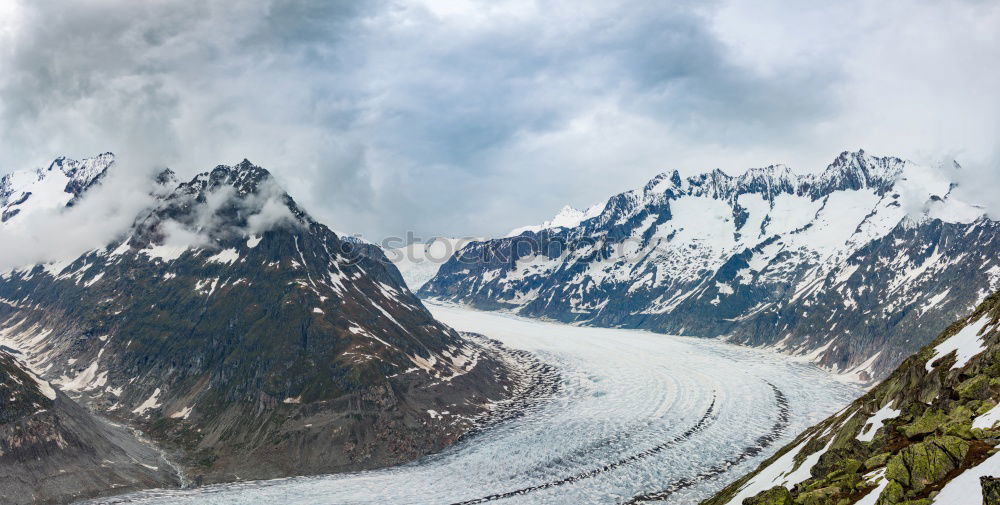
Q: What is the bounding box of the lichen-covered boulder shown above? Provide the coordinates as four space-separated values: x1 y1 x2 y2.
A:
884 436 969 493
875 481 905 505
823 458 862 488
983 476 1000 505
865 453 891 470
901 410 948 439
744 485 794 505
957 375 991 400
793 485 840 505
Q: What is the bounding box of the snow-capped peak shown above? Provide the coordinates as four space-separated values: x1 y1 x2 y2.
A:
803 149 904 197
640 150 911 207
48 152 115 192
734 164 797 200
1 153 115 225
507 203 603 237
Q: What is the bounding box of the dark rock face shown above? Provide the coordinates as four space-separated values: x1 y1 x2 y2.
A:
422 150 1000 380
697 290 1000 505
0 158 519 488
983 476 1000 505
0 351 177 505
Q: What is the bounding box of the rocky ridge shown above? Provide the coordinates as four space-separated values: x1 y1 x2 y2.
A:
421 150 999 381
0 155 525 492
697 289 1000 505
0 153 114 223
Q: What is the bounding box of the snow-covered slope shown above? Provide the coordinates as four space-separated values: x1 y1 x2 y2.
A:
422 150 1000 380
0 153 114 225
0 349 177 504
507 204 603 237
699 289 1000 505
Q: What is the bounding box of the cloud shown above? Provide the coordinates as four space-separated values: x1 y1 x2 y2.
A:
949 149 1000 220
0 160 163 270
0 0 997 241
0 154 308 272
150 175 305 251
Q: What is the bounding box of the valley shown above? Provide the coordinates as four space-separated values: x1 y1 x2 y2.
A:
75 303 860 505
1 4 995 503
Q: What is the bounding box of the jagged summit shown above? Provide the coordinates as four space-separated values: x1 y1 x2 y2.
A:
178 159 276 196
735 164 797 201
0 153 116 223
0 155 522 485
646 150 907 205
154 167 178 185
803 149 904 198
507 203 603 237
422 149 996 382
48 152 115 187
511 150 919 240
117 159 315 264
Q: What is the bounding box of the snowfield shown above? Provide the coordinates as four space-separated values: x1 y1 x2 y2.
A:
79 304 859 505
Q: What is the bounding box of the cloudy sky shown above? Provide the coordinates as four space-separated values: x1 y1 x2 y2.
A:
1 0 998 240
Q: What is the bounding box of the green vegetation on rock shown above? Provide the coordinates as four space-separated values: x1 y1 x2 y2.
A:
700 290 1000 505
744 486 794 505
983 476 1000 505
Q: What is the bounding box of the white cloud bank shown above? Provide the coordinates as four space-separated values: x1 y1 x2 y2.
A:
0 160 162 270
0 0 997 239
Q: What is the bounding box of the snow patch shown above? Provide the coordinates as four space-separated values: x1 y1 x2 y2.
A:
926 315 993 372
206 248 240 265
169 405 194 420
142 244 189 262
132 388 162 415
856 402 900 442
725 436 832 505
972 402 1000 429
931 450 1000 504
855 469 888 505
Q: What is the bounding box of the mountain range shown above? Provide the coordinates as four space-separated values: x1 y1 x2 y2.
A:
0 154 525 501
421 150 1000 381
4 149 998 505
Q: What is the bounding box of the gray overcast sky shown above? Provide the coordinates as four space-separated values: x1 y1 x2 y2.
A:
1 0 998 240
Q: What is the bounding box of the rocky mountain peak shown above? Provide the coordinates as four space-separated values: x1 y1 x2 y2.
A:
806 149 904 197
0 154 523 486
1 153 117 223
207 159 271 193
49 152 116 196
179 159 274 198
669 169 683 187
643 150 910 206
154 167 178 186
507 202 604 237
423 149 993 383
733 164 797 201
129 160 307 255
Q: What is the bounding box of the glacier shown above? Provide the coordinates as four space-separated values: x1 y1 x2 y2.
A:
79 303 859 505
